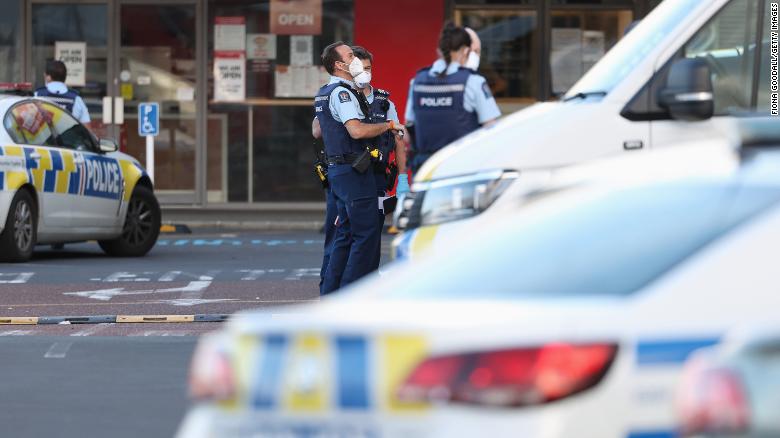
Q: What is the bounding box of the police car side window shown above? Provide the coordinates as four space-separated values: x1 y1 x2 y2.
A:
38 102 97 152
4 102 57 147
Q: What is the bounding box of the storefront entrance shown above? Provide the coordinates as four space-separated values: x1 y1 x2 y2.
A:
26 0 203 204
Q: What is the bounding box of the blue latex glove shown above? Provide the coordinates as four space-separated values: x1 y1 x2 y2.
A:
396 173 410 196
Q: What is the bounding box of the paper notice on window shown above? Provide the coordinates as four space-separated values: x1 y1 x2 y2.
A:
306 66 326 96
177 86 195 101
214 53 246 101
215 17 246 51
582 30 606 72
275 65 293 98
54 41 86 87
551 28 583 95
246 33 277 60
290 35 313 66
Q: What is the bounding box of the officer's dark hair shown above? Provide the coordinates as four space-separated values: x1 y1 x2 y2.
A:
45 60 68 82
352 46 373 64
438 22 471 76
322 41 348 75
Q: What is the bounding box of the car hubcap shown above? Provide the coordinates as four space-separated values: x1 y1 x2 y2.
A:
13 201 33 251
122 198 153 246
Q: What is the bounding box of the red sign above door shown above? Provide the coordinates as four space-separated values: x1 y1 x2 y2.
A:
270 0 322 35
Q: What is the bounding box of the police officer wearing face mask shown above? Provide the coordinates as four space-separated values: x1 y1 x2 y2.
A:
405 23 500 175
351 45 409 269
315 42 404 294
35 60 91 128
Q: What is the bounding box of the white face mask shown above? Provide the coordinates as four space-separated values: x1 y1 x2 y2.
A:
354 71 372 88
348 57 364 77
465 51 480 71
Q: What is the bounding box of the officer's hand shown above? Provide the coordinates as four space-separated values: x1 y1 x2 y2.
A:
388 120 405 137
396 173 410 196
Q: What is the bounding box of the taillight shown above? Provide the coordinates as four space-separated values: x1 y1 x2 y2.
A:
398 343 617 407
677 358 750 436
188 337 236 401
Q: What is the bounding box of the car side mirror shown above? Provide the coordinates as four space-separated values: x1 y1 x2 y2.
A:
99 138 119 153
659 58 714 121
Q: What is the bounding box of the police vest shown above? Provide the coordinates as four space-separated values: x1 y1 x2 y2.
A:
314 82 367 158
411 66 481 156
35 86 79 113
368 88 394 166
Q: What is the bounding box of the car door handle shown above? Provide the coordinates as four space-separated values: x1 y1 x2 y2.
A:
29 152 42 160
73 156 85 164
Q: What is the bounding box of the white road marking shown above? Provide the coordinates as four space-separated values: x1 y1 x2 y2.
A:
239 269 284 280
131 331 190 337
0 273 34 284
158 271 183 282
284 268 320 281
0 330 32 336
44 342 74 359
153 298 238 307
70 323 114 337
64 280 212 301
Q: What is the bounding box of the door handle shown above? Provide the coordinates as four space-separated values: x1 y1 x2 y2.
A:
73 155 85 164
29 152 42 160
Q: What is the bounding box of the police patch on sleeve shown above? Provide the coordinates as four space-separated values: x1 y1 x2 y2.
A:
338 90 352 103
482 82 493 99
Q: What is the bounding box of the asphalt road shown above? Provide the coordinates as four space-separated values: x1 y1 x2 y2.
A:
0 336 195 438
0 230 394 437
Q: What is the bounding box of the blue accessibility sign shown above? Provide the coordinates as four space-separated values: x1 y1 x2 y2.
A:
138 102 160 137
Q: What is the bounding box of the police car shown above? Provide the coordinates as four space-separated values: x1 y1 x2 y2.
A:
175 125 780 438
0 91 160 262
394 0 776 259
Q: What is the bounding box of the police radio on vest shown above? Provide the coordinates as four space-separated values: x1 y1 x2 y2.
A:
420 97 454 107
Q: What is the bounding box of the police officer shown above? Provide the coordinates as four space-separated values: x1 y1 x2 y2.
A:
35 60 91 127
314 46 410 287
348 45 409 270
315 42 404 294
405 23 500 174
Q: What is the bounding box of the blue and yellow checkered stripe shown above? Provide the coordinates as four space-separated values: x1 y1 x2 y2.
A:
230 334 429 414
1 145 138 200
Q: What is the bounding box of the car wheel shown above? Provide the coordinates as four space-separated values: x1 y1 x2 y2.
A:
99 185 160 257
0 190 37 262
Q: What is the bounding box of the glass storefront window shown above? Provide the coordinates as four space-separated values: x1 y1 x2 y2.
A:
550 9 634 95
455 8 539 100
31 4 108 117
0 0 22 82
207 0 354 203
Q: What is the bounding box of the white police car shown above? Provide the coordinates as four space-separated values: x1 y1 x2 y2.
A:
394 0 776 259
0 94 160 262
176 126 780 437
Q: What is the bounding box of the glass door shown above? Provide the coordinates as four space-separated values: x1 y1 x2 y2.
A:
115 1 199 204
28 0 201 205
29 1 112 134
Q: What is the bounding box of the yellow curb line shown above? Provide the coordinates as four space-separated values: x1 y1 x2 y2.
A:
0 317 39 325
117 315 195 323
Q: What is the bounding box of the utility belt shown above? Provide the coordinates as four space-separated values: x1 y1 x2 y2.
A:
328 147 383 174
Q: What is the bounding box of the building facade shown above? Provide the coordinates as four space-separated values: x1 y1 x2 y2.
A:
0 0 661 206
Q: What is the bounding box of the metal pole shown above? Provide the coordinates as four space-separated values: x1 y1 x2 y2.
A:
146 134 155 182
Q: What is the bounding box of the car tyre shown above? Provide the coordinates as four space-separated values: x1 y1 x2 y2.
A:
99 185 160 257
0 190 37 263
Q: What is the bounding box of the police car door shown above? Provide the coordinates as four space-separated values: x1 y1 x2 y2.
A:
650 0 773 147
39 101 123 230
2 100 71 230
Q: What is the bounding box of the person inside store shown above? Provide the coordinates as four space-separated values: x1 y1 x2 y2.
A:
404 22 501 174
313 45 410 288
35 60 91 128
314 41 404 294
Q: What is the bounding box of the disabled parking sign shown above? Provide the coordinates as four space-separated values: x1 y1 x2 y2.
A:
138 102 160 137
